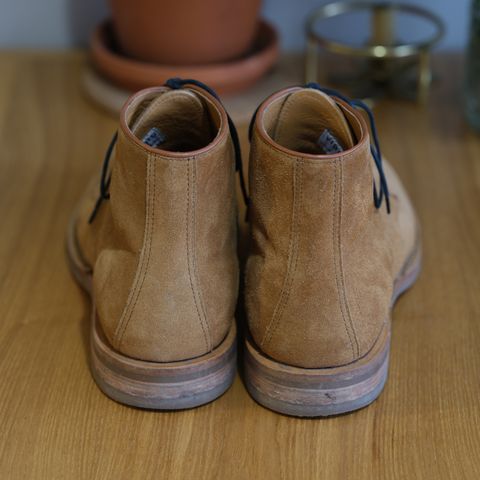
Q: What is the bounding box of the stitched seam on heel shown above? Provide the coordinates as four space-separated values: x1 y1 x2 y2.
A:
186 158 211 351
261 159 303 348
192 158 212 350
114 154 156 346
338 158 360 357
333 158 359 359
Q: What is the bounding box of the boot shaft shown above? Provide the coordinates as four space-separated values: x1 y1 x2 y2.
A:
246 87 414 368
77 85 239 362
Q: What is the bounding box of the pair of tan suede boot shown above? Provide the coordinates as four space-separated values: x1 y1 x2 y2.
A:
67 79 420 417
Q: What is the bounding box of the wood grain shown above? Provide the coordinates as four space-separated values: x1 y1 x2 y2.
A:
0 52 479 479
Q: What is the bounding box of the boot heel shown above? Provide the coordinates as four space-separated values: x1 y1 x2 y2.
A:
91 320 237 410
244 327 390 417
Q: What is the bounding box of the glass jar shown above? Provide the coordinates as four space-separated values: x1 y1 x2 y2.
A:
465 0 480 131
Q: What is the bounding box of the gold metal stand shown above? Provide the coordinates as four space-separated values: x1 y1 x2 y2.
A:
305 2 445 102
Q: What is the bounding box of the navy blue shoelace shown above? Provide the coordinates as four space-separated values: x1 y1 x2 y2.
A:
89 78 249 224
248 83 391 214
88 131 117 223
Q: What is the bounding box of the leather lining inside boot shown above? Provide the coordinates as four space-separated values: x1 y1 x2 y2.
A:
262 90 359 155
128 90 221 152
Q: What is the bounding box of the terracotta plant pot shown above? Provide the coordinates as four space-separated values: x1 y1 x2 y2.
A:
90 20 279 96
109 0 262 65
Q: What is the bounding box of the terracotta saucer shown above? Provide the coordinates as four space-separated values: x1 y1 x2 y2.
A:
90 19 280 96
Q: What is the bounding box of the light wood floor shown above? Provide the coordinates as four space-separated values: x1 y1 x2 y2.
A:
0 52 479 479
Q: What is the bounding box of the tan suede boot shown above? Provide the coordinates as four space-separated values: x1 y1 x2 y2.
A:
244 85 421 416
67 80 242 409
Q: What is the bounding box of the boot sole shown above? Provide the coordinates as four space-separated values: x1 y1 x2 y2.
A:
244 242 421 417
66 217 237 410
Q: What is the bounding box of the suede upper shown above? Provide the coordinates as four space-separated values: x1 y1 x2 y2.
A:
74 86 239 362
245 87 418 369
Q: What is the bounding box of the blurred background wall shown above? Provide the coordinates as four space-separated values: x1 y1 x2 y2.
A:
0 0 470 51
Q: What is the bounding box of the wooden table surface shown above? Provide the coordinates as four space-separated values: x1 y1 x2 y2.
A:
0 52 479 479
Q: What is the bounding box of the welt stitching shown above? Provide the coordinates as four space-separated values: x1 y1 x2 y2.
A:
332 158 356 359
115 155 155 345
186 158 210 351
192 159 212 350
261 159 300 347
337 158 360 357
263 159 303 348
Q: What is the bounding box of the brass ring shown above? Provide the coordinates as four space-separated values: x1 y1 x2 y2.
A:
306 1 445 58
